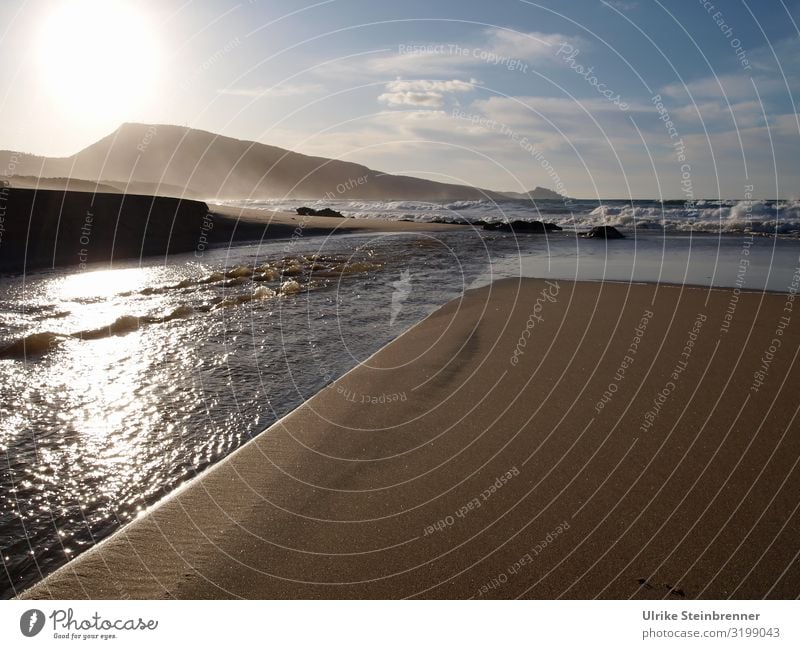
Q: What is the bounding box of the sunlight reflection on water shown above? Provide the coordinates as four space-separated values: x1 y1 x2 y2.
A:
1 232 493 597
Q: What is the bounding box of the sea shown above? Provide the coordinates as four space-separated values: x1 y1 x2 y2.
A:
2 197 799 597
227 196 800 235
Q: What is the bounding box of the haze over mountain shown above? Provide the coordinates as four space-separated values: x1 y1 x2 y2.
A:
0 123 564 202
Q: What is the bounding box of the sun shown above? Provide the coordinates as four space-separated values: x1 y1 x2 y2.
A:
37 0 160 125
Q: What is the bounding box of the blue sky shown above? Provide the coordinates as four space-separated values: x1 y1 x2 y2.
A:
0 0 798 197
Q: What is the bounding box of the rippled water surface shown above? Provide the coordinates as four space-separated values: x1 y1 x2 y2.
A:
0 231 501 597
2 227 798 597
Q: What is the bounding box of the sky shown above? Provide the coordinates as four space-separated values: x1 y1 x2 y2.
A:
0 0 797 198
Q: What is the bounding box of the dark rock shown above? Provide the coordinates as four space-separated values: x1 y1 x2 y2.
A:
316 207 344 217
513 220 562 233
296 206 344 217
482 220 562 233
0 187 212 273
584 225 625 239
0 331 64 359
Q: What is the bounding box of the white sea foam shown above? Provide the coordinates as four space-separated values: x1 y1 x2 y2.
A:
219 197 800 234
588 201 800 234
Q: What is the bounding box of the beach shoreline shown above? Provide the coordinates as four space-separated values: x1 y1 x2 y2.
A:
0 188 470 274
18 277 800 599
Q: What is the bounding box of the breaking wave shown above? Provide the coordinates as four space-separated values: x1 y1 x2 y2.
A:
220 197 800 234
588 200 800 234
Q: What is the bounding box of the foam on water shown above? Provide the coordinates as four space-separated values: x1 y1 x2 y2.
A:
0 253 387 358
588 201 800 234
222 197 800 234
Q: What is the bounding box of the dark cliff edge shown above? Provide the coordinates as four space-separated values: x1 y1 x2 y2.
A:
0 187 269 274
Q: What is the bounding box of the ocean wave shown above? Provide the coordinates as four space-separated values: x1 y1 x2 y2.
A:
442 200 491 210
588 200 800 234
220 197 800 234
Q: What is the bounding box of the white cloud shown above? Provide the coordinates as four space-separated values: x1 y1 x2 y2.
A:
378 79 475 108
602 1 638 10
671 100 765 129
384 79 475 93
659 36 800 102
217 82 324 98
472 95 649 137
483 28 580 62
378 91 446 108
772 113 800 137
330 28 585 78
660 74 769 101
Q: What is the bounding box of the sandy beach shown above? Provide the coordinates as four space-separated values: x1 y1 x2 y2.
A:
19 277 800 599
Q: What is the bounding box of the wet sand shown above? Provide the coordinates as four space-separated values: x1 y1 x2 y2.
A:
20 278 800 599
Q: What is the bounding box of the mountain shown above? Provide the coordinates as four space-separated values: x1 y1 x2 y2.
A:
0 123 565 202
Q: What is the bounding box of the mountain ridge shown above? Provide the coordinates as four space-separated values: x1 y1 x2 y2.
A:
0 123 567 202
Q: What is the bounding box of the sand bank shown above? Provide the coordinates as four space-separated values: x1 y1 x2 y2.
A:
20 278 800 599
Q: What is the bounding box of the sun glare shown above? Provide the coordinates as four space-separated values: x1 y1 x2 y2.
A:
38 0 160 124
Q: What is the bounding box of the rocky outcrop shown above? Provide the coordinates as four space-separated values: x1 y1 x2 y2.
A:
583 225 625 239
0 187 223 273
482 220 562 233
296 206 344 217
